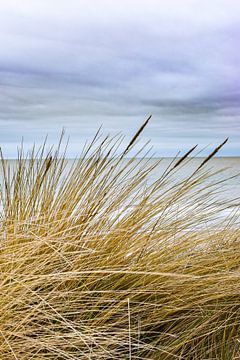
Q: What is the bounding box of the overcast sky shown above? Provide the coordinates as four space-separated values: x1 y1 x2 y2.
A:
0 0 239 157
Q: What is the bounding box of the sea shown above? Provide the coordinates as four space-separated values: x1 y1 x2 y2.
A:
0 157 239 221
1 157 240 195
141 157 240 199
69 156 240 199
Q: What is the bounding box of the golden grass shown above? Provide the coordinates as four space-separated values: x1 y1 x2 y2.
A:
0 125 239 359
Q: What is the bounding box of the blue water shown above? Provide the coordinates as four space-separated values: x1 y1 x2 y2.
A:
0 157 239 229
1 157 239 212
1 157 240 197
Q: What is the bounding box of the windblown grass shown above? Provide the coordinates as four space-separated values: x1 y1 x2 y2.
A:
0 124 239 359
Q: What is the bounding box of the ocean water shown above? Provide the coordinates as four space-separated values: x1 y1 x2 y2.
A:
0 157 239 226
144 157 240 200
0 157 239 202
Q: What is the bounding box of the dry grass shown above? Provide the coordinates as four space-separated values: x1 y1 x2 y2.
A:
0 125 239 359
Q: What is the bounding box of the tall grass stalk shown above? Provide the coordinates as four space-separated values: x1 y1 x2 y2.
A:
0 125 239 359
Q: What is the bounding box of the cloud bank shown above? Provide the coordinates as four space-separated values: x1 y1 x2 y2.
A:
0 0 239 157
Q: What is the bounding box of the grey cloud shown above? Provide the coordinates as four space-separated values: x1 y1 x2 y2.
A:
0 0 239 156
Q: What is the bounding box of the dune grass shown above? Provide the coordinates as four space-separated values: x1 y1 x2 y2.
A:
0 124 239 359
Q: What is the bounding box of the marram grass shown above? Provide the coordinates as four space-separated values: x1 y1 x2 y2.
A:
0 125 239 359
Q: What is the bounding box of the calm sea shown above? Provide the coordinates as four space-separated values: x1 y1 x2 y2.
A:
1 157 240 200
0 157 239 226
144 157 240 199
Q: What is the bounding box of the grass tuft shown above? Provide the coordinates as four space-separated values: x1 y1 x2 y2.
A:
0 124 239 359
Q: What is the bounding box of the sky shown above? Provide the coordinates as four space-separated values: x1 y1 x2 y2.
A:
0 0 239 157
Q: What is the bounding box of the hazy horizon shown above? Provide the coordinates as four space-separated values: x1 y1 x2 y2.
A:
3 155 240 160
